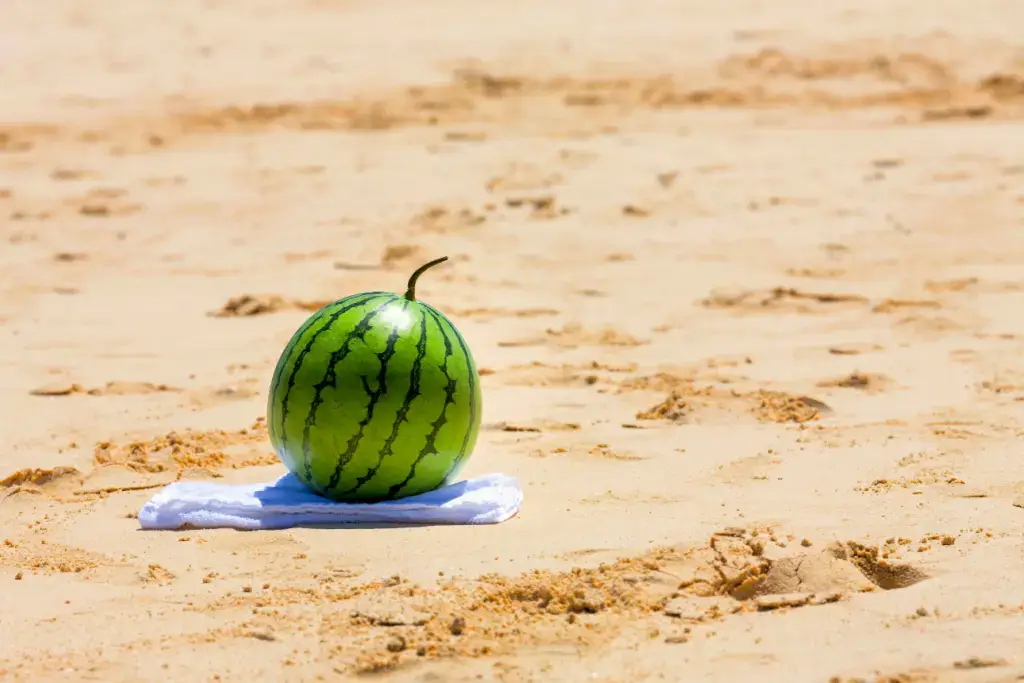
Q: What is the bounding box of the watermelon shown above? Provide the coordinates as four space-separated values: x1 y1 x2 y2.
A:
266 256 482 502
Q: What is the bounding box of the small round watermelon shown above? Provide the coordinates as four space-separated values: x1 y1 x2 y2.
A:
266 256 482 502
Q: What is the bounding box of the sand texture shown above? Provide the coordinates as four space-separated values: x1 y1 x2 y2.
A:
3 0 1024 681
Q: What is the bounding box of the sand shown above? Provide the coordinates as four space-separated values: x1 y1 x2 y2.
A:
2 0 1024 680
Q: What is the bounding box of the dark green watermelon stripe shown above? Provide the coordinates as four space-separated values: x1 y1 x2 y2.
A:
430 304 478 482
324 299 410 493
299 296 398 482
277 291 386 444
268 299 345 441
319 297 405 491
333 301 425 496
385 307 458 499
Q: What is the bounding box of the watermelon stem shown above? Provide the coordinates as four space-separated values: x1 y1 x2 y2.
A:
404 256 449 301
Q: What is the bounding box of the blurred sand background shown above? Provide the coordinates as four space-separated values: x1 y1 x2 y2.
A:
2 0 1024 681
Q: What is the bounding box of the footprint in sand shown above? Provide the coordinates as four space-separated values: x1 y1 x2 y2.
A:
0 466 83 498
29 381 181 397
210 293 331 317
410 204 487 234
502 194 569 220
69 187 142 218
533 443 648 462
1 423 277 504
632 384 831 425
0 421 278 504
486 360 637 390
701 286 868 315
658 529 929 618
92 418 277 478
817 371 892 393
499 322 648 349
447 306 560 321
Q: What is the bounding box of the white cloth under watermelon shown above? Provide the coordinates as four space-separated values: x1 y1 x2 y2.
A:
137 473 522 530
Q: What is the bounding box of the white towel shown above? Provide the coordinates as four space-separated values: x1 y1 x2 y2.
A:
138 472 523 530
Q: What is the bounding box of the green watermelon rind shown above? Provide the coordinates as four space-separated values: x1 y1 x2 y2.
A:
266 292 481 502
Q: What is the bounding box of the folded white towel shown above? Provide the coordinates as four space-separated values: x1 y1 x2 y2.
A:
138 473 523 530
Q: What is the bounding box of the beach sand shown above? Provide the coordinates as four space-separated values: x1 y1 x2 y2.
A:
2 0 1024 680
